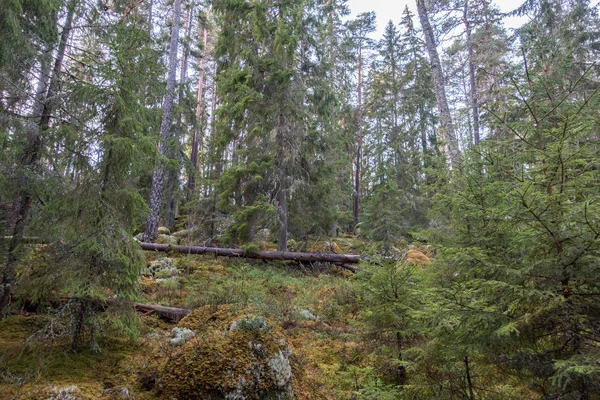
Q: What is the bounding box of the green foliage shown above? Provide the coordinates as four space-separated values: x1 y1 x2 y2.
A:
420 64 600 398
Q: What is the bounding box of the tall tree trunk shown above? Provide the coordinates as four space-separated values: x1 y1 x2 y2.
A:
464 1 480 145
187 7 210 202
276 114 287 252
0 1 75 314
416 0 460 167
353 44 363 228
144 0 182 241
164 5 193 228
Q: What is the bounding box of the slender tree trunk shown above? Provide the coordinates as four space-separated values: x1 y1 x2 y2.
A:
144 0 182 241
276 114 288 252
0 2 75 314
187 7 210 202
464 355 476 400
206 64 217 198
353 44 363 228
164 5 193 228
416 0 460 167
464 1 480 145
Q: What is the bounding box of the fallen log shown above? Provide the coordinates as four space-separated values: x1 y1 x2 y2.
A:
134 303 191 322
138 242 364 271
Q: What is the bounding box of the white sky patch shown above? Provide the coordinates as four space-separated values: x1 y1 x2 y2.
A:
347 0 600 37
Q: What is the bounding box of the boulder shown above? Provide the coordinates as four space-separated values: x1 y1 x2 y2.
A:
148 258 173 274
159 305 295 400
156 234 178 245
157 226 171 235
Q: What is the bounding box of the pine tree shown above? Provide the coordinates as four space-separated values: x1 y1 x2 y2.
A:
144 0 183 241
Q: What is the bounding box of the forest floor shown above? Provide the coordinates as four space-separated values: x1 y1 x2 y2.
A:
0 235 431 399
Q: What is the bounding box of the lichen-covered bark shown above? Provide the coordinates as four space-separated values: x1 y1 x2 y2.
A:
144 0 182 242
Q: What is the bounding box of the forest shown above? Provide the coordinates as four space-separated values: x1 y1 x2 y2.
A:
1 0 599 398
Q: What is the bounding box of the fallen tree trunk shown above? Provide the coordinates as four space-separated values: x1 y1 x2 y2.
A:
134 303 191 322
138 242 364 269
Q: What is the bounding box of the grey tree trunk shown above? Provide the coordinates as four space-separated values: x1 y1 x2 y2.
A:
0 1 75 314
353 43 363 228
464 1 480 145
276 114 288 252
187 7 211 202
144 0 182 241
164 5 193 228
416 0 460 167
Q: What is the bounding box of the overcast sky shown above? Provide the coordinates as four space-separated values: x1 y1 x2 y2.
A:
347 0 599 36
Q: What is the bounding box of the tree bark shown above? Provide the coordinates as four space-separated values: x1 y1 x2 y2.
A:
187 7 211 202
464 1 480 145
276 114 288 251
416 0 460 167
138 242 363 268
353 42 363 228
0 2 75 315
134 303 192 322
144 0 182 241
165 5 194 228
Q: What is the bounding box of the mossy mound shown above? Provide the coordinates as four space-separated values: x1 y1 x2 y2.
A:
155 234 178 245
178 303 252 331
158 305 296 400
157 227 171 235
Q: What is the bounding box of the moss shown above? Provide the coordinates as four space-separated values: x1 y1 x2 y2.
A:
157 227 171 235
0 316 141 399
155 305 298 400
178 304 252 332
155 234 178 245
0 315 50 346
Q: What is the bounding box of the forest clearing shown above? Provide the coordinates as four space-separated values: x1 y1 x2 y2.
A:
1 0 600 398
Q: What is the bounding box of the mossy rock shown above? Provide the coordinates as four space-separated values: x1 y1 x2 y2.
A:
155 234 178 245
148 257 175 275
159 305 294 400
178 304 255 332
157 227 171 235
308 241 342 254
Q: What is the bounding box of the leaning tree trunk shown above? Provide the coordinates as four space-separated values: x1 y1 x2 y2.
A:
416 0 460 167
144 0 182 242
0 2 75 314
